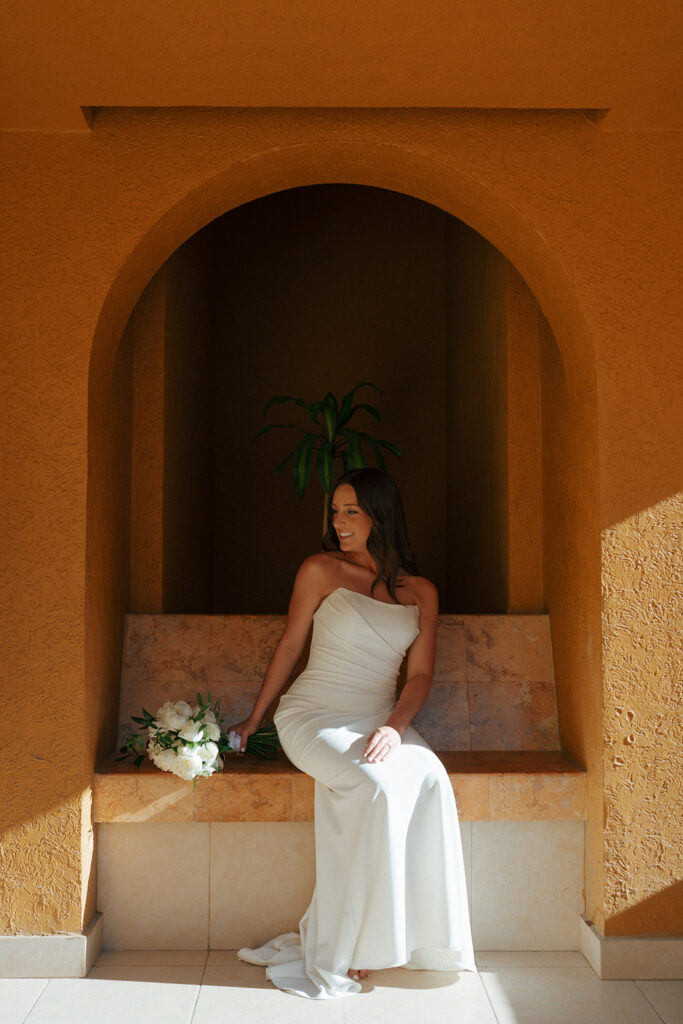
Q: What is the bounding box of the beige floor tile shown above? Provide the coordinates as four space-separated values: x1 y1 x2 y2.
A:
343 967 496 1024
475 950 588 967
207 949 244 966
86 965 203 983
0 978 48 1024
194 964 345 1022
24 973 201 1024
93 949 208 967
480 966 665 1024
636 979 683 1024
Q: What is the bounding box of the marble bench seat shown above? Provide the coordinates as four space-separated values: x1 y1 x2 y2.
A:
93 748 587 823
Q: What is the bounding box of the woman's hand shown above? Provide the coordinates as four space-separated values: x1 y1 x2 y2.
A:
364 725 401 763
225 717 262 754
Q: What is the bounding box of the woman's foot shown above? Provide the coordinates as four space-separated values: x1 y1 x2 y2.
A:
348 968 369 981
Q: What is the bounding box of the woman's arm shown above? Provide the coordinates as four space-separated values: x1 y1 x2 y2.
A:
226 555 329 751
364 579 438 762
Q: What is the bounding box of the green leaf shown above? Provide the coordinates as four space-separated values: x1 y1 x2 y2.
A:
292 434 317 498
340 428 368 470
134 755 144 767
377 439 403 457
274 451 294 475
359 432 386 471
307 402 322 426
316 443 335 494
348 403 381 425
251 423 307 442
262 395 306 416
321 392 338 442
338 382 382 427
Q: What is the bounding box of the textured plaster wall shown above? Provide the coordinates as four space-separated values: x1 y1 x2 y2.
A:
1 108 680 937
539 319 604 931
601 496 683 935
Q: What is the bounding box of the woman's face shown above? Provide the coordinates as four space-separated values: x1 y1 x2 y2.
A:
331 484 373 554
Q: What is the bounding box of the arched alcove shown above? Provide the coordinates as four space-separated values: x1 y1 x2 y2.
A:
125 184 531 613
87 139 601 794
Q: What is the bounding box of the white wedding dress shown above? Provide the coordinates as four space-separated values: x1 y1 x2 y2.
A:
237 586 477 998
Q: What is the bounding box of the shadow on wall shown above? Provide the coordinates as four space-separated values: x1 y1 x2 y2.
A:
124 184 522 614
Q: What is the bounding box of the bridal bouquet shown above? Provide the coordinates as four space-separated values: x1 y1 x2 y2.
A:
117 692 280 788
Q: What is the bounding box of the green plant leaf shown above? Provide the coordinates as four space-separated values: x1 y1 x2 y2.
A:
377 439 403 457
348 403 381 424
321 392 338 442
274 451 294 474
251 423 307 442
262 395 306 416
292 434 317 498
307 402 322 426
340 428 368 470
359 432 387 471
316 442 335 494
338 382 382 427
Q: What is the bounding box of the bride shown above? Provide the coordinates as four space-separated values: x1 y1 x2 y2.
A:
228 468 477 998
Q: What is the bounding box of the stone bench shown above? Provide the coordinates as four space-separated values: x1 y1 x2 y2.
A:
93 612 588 952
94 748 587 823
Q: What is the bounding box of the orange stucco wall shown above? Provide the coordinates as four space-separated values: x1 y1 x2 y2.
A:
1 100 681 940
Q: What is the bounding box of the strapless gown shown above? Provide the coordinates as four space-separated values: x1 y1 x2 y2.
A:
237 586 477 998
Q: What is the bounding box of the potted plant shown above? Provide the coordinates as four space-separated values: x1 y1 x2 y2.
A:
253 382 402 532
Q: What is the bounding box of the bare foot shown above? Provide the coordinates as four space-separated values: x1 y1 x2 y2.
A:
348 968 369 981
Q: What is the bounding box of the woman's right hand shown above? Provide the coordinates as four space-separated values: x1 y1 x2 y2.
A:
225 717 262 754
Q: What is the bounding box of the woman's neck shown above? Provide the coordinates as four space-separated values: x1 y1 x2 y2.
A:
341 550 380 577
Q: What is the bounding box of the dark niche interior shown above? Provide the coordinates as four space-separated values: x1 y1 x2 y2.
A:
127 184 511 613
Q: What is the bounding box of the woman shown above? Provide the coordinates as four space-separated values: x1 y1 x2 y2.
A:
230 468 477 999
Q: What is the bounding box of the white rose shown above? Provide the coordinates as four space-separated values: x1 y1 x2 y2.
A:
155 701 192 732
191 705 217 725
205 722 221 741
171 750 204 780
178 719 205 742
152 748 179 773
196 741 219 764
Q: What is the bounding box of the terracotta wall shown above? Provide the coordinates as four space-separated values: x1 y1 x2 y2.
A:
1 108 680 938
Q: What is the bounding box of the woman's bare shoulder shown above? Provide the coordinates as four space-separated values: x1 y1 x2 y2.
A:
294 552 343 586
403 574 438 610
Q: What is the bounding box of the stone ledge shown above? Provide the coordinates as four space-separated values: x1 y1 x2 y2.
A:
94 749 587 823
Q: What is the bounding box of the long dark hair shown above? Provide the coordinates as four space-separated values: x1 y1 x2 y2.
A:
322 468 419 601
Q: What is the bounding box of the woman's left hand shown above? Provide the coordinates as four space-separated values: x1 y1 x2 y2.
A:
364 725 401 763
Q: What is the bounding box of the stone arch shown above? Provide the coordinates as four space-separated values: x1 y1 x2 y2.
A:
88 140 597 398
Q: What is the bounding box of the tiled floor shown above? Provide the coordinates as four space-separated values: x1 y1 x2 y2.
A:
3 951 681 1024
